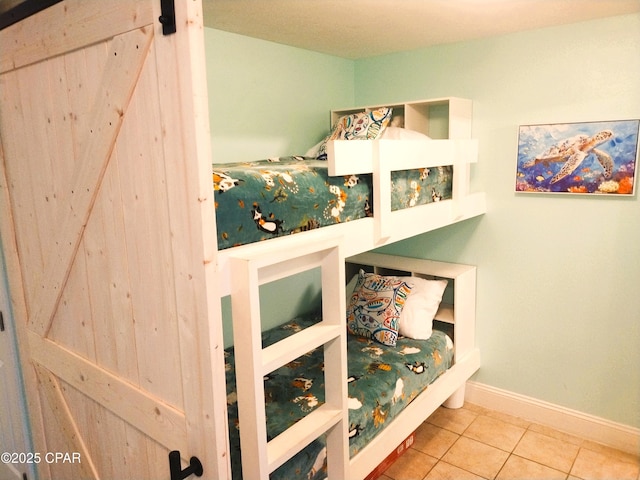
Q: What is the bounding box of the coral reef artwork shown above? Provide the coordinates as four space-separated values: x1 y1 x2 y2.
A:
516 120 639 195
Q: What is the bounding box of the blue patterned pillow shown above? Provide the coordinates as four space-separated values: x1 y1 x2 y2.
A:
317 107 393 160
346 270 413 346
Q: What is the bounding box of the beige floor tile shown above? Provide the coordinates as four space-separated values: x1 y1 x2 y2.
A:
441 436 509 479
463 415 526 452
580 439 640 465
413 423 459 459
483 409 531 430
462 402 490 416
528 423 585 447
424 461 486 480
513 430 580 473
382 448 438 480
427 406 477 435
496 455 567 480
571 447 640 480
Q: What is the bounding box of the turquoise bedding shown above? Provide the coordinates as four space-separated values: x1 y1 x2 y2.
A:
213 157 453 249
225 309 454 479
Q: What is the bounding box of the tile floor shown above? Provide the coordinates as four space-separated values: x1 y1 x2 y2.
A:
379 403 639 480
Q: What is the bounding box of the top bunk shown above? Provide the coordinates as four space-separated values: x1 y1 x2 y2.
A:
214 97 486 292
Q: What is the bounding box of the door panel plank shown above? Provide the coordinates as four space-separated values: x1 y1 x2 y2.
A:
33 364 98 479
82 152 140 382
0 139 51 476
152 3 230 476
48 239 96 360
62 382 169 480
0 0 154 73
1 68 47 282
29 331 188 454
30 26 153 337
114 41 183 406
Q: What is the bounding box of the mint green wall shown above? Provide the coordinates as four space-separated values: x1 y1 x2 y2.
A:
205 14 640 428
204 29 354 346
358 14 640 428
204 28 354 163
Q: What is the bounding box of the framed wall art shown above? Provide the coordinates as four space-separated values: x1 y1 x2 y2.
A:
516 120 639 195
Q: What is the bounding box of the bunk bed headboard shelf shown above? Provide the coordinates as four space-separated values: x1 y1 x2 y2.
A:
327 96 475 177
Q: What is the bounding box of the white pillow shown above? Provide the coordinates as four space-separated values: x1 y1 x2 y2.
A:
304 139 324 157
346 273 446 341
381 126 431 140
397 276 447 339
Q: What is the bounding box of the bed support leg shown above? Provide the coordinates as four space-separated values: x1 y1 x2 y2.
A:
443 384 466 409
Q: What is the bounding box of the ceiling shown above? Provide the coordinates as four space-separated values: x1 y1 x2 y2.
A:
203 0 640 59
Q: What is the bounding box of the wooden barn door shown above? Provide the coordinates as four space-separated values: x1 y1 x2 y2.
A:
0 1 228 479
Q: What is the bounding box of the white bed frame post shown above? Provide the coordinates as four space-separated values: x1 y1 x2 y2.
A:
372 144 392 242
230 236 349 479
443 264 477 408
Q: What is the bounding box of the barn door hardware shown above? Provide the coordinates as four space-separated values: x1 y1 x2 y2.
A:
159 0 177 35
168 451 203 480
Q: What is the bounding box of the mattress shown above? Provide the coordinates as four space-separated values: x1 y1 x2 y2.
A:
225 309 454 479
213 157 453 249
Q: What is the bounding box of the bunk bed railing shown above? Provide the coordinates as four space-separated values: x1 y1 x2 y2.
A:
328 137 482 241
326 138 478 176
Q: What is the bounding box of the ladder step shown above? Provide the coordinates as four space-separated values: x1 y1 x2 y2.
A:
267 404 343 473
262 323 343 375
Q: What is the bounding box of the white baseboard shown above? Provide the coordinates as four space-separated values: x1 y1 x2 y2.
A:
465 381 640 455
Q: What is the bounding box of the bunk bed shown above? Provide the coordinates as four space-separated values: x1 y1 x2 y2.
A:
218 98 485 479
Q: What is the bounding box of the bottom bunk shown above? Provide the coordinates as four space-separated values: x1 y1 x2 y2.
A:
225 252 480 479
225 310 454 479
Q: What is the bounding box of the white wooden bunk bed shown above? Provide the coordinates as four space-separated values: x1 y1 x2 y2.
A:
218 98 485 479
0 2 485 479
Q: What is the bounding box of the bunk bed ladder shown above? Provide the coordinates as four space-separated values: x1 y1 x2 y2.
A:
230 236 349 480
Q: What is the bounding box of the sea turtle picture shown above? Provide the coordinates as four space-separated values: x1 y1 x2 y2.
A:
516 120 639 194
523 130 614 184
